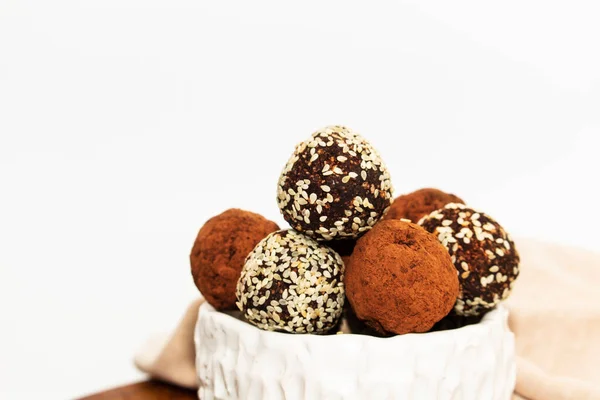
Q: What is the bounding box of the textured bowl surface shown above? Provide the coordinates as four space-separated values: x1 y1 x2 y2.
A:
195 303 515 400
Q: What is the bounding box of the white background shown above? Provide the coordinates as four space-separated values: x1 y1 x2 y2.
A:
1 1 599 399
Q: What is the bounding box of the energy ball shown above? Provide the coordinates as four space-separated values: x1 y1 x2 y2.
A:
236 229 345 334
345 220 459 335
277 126 393 241
190 209 279 311
419 203 520 316
384 188 465 223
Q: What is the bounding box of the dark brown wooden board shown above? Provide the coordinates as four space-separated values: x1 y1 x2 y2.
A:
78 380 197 400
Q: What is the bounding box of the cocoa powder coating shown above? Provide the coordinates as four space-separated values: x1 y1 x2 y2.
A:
345 219 459 335
384 188 465 223
190 209 279 310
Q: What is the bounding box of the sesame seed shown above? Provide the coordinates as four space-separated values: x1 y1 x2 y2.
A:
483 223 495 231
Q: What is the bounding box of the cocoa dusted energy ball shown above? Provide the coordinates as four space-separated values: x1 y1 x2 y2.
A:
190 209 279 311
236 229 345 334
277 126 393 241
384 188 465 223
345 220 459 335
419 203 520 316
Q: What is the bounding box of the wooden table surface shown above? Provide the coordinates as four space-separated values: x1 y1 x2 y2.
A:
78 380 197 400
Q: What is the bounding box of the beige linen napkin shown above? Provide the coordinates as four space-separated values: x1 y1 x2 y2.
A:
504 239 600 400
134 239 600 399
134 298 205 389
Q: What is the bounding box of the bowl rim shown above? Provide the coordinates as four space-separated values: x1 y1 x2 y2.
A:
198 301 508 344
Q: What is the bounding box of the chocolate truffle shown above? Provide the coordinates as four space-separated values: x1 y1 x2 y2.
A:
384 188 465 223
419 203 520 316
236 229 345 334
345 220 459 335
277 126 393 241
190 209 279 310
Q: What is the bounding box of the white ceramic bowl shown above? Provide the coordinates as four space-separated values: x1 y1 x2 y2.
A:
195 302 515 400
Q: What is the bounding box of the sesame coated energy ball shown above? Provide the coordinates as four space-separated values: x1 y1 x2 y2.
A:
418 203 520 316
236 229 345 334
190 209 279 310
384 188 465 223
277 126 393 241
